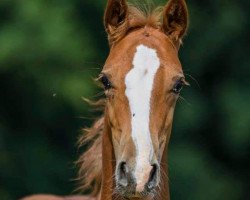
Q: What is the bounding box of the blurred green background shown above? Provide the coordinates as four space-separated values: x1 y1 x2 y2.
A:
0 0 249 199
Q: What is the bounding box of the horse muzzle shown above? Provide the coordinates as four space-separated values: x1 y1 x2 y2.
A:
116 161 160 198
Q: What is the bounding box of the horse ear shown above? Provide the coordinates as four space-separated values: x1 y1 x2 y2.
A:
162 0 188 47
104 0 128 35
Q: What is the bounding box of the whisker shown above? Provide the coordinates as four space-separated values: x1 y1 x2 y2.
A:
178 95 192 106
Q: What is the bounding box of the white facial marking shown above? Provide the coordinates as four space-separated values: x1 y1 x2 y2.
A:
125 45 160 190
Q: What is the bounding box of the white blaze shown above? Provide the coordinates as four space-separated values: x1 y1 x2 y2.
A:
125 45 160 190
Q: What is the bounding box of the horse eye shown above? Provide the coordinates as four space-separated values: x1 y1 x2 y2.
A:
172 79 184 94
100 75 112 90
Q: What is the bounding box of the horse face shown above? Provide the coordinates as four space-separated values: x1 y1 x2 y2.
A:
102 0 188 198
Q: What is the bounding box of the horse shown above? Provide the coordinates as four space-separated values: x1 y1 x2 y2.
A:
23 0 189 199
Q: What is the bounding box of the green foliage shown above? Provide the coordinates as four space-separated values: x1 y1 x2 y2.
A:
0 0 249 199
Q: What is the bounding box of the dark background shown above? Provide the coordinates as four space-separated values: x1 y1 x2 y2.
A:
0 0 249 199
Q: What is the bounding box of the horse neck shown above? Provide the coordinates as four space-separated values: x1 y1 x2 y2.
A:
100 115 170 200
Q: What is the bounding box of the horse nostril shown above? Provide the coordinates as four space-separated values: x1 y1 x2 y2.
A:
117 162 128 187
120 162 127 178
147 164 159 190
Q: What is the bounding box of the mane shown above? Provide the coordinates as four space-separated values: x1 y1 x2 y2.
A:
76 2 164 197
108 2 163 45
76 116 104 196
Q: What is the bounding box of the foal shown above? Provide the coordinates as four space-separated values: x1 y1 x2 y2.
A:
23 0 189 199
